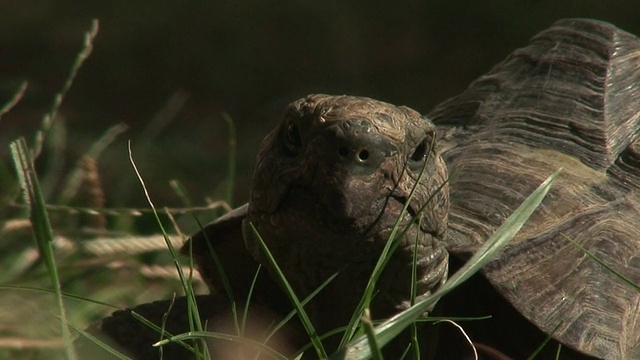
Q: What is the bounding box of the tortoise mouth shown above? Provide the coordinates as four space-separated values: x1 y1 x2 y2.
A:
390 193 417 219
319 191 415 237
274 181 416 237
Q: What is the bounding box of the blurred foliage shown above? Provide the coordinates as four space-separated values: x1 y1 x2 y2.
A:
2 0 640 206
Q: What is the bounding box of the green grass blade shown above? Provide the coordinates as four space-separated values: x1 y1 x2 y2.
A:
154 331 289 360
408 219 421 359
128 311 196 354
249 222 328 359
128 142 209 358
240 265 262 335
33 19 99 159
72 326 132 360
10 137 76 360
268 271 339 350
339 147 435 348
360 310 382 360
0 284 119 309
332 169 559 360
526 322 562 360
565 235 640 292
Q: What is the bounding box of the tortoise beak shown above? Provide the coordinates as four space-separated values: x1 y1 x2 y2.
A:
389 190 418 218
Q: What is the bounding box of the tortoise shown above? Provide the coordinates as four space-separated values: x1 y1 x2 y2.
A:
80 18 640 359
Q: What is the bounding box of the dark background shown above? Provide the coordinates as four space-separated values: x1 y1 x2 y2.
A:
2 1 639 209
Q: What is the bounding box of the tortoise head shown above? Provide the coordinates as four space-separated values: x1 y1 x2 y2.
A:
244 94 449 295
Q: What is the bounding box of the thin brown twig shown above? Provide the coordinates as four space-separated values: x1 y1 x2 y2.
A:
6 200 232 217
0 337 65 349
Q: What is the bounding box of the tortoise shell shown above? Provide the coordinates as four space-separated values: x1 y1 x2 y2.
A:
430 18 640 359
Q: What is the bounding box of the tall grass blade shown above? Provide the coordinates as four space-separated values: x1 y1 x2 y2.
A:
73 327 131 360
525 322 561 360
249 222 328 359
128 143 208 358
113 90 189 219
565 235 640 292
332 169 559 360
273 271 339 358
10 137 76 360
33 19 99 159
339 141 435 348
128 311 195 353
0 284 119 309
361 309 382 360
409 220 422 359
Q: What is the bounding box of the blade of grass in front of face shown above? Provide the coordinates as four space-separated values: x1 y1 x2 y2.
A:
128 143 209 358
332 169 559 360
294 325 351 357
10 138 76 360
240 263 337 357
338 143 434 348
409 220 421 360
278 272 339 358
249 222 328 359
440 169 559 293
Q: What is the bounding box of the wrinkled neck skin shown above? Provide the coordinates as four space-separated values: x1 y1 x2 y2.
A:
242 95 450 338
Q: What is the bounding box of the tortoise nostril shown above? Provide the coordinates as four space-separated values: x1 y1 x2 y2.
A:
358 149 369 162
337 147 370 162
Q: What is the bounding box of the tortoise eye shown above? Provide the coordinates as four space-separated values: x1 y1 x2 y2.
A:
410 139 427 162
408 137 431 171
283 121 302 154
